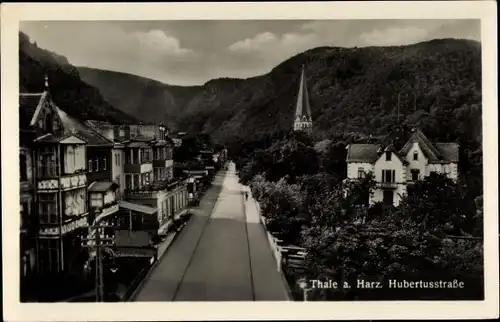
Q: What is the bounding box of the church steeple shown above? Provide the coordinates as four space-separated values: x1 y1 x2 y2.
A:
293 65 313 133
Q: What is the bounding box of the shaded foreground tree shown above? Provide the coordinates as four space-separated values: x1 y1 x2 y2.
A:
300 173 483 301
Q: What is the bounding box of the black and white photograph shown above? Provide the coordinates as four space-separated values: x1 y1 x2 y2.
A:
2 1 498 321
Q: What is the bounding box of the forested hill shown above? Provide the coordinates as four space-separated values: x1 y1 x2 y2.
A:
77 67 202 131
19 32 139 124
79 38 481 146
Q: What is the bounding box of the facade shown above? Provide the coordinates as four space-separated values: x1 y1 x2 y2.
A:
19 96 38 299
20 80 192 300
345 128 459 206
293 65 313 133
21 89 90 280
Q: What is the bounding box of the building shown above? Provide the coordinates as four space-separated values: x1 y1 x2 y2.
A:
293 65 313 133
19 93 38 300
20 83 90 288
345 128 459 206
19 78 192 301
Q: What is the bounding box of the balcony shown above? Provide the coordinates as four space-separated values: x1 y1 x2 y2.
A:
38 215 89 236
152 159 174 168
377 181 397 189
37 172 87 191
124 162 153 174
125 179 185 199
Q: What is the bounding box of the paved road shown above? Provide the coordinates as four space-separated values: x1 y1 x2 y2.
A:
133 163 289 301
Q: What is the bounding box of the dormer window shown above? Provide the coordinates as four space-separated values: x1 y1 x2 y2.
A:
45 115 53 133
413 151 418 161
385 152 392 161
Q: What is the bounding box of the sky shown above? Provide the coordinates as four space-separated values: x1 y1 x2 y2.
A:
20 19 480 86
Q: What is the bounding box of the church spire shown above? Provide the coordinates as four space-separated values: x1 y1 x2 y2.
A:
295 64 312 119
293 65 313 132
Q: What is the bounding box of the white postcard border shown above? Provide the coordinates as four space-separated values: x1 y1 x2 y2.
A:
1 1 498 321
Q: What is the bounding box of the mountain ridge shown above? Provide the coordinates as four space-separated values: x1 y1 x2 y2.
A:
19 31 139 124
77 38 481 145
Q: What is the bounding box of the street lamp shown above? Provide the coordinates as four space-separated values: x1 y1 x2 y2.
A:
297 277 311 302
81 210 116 302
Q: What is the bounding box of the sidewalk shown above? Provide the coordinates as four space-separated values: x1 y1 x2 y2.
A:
243 187 293 301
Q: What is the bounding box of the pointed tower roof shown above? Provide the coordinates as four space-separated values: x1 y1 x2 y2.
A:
295 65 312 119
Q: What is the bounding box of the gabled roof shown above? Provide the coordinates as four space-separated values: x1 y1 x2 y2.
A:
346 129 459 164
399 129 443 162
56 108 113 146
346 144 379 163
434 143 460 162
19 92 47 129
294 65 312 119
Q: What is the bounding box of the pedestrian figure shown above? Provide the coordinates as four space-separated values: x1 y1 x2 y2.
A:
245 192 249 200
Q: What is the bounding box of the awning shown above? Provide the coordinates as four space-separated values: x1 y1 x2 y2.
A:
126 141 151 148
118 200 157 215
88 181 118 193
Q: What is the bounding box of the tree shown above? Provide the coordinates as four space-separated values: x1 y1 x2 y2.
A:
250 176 306 245
398 172 477 236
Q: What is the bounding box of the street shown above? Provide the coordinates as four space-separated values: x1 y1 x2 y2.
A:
133 162 290 301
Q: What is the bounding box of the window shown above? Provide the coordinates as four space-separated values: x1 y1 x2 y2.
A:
411 169 420 181
382 169 395 183
63 188 87 217
385 152 392 161
38 146 58 177
102 157 107 170
39 193 58 224
133 174 139 189
44 114 53 133
88 159 93 172
63 145 85 174
20 153 28 181
93 158 99 172
357 167 365 179
90 193 103 209
383 190 394 206
413 151 418 161
38 238 60 274
20 202 29 228
119 129 125 137
125 174 132 189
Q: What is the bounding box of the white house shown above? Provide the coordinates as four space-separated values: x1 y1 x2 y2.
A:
345 128 459 206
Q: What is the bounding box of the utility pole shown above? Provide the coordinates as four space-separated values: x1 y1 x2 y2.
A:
81 212 115 302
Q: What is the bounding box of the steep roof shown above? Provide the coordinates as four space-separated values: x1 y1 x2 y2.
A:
347 129 459 164
399 129 443 162
346 144 379 163
56 107 113 146
434 143 460 162
19 92 46 129
294 65 312 119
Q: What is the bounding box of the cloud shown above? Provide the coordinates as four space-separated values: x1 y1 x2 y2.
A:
133 29 195 56
359 26 430 46
228 32 278 52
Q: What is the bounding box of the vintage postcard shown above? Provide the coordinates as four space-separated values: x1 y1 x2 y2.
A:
1 1 498 321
